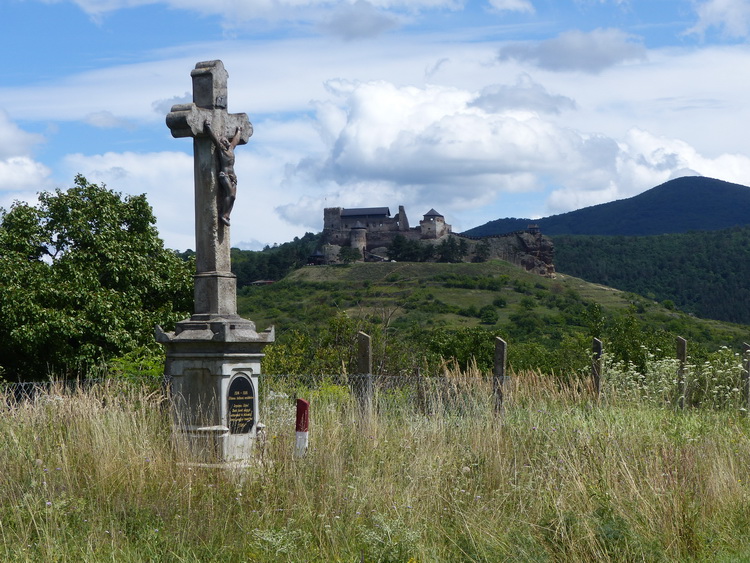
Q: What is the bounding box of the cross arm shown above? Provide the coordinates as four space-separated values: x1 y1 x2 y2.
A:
166 103 252 144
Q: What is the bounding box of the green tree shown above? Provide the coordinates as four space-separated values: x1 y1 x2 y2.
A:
479 305 499 325
0 175 193 380
436 236 468 263
387 234 435 262
338 246 362 264
472 239 491 262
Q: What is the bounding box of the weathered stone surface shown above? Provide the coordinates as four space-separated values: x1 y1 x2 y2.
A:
158 60 274 463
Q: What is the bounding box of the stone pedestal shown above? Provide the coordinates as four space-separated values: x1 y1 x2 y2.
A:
156 318 273 462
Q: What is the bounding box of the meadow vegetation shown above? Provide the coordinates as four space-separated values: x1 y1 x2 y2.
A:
3 352 750 561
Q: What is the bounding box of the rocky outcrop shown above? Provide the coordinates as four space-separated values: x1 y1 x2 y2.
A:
461 230 555 277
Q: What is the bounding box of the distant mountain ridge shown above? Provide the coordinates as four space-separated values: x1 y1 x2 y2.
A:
463 177 750 237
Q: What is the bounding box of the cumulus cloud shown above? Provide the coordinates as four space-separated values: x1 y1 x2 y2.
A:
61 151 196 250
688 0 750 39
470 74 576 114
0 111 51 196
0 157 52 195
281 80 599 222
0 111 46 161
545 128 750 213
152 93 191 116
498 28 647 73
272 76 750 233
319 0 399 40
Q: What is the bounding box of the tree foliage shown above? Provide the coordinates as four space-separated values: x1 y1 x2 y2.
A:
338 246 362 264
227 232 321 286
0 175 193 380
554 225 750 324
435 236 469 263
386 234 435 262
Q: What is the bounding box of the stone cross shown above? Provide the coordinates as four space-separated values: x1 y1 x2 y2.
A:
166 60 252 319
158 60 273 464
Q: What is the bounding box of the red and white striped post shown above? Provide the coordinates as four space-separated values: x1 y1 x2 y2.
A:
295 398 310 457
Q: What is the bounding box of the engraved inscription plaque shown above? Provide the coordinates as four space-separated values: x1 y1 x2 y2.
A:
227 374 255 434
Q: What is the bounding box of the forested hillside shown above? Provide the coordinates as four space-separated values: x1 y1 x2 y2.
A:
178 232 321 285
464 176 750 237
553 226 750 324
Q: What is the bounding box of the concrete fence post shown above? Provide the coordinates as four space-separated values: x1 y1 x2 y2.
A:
356 331 374 412
743 343 750 415
592 338 603 398
677 336 687 409
493 337 508 414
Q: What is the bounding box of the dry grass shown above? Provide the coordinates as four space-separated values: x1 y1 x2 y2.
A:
1 373 750 561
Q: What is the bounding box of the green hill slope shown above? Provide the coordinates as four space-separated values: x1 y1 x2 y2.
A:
464 176 750 237
239 261 750 375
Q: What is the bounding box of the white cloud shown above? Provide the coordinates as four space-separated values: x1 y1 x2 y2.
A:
487 0 534 14
470 74 576 114
0 111 46 160
0 157 52 194
84 111 137 129
319 0 399 39
498 28 647 73
271 75 750 230
689 0 750 38
545 128 750 213
282 80 600 220
60 150 197 250
0 111 52 197
49 0 463 29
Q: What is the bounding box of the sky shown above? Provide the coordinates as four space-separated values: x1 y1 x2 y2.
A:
2 0 750 251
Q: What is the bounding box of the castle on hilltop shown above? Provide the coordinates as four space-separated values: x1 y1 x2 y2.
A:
318 204 554 276
322 205 451 253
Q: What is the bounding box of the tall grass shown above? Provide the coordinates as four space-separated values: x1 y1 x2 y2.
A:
2 370 750 561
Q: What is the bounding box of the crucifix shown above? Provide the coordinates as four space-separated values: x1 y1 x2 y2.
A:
166 60 252 319
158 60 274 464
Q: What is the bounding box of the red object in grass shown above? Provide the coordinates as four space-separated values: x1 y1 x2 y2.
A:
296 399 310 432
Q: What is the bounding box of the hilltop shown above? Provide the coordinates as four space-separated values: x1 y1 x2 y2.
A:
238 261 750 374
464 176 750 237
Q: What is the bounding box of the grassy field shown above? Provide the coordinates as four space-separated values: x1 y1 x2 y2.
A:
237 262 750 357
3 366 750 561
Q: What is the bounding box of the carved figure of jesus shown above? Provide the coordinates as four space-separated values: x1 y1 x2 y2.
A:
205 119 242 226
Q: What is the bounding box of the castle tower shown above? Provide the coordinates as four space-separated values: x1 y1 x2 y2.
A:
350 221 367 261
323 207 343 231
420 208 451 239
